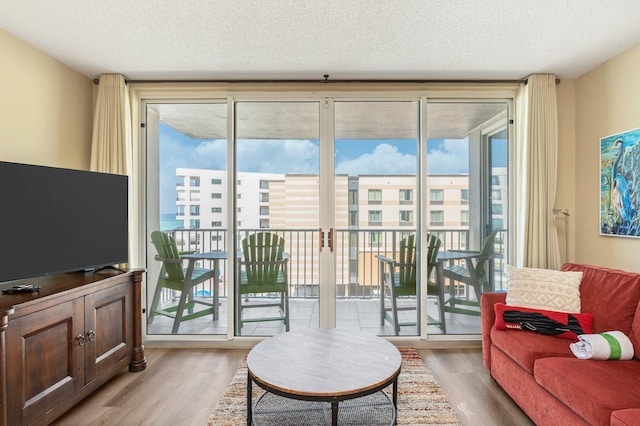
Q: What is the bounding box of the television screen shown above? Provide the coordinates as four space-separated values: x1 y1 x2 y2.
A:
0 161 128 283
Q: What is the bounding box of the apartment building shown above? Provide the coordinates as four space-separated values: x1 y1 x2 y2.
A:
174 168 507 237
172 167 507 294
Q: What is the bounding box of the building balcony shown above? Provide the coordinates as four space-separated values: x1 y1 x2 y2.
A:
147 227 507 336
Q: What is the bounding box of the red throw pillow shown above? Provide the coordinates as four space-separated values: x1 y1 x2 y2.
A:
494 303 594 340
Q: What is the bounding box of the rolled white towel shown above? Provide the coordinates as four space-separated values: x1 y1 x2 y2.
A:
570 331 634 360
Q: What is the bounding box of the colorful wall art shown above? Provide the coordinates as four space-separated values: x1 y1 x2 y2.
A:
600 128 640 237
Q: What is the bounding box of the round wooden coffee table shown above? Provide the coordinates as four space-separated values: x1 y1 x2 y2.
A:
246 328 402 426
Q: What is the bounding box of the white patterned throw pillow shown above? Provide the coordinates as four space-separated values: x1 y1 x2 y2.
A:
506 265 583 313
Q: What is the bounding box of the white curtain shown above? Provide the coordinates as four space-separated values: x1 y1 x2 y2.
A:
90 74 137 267
514 74 562 269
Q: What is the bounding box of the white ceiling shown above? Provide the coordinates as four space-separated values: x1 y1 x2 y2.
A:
3 1 640 81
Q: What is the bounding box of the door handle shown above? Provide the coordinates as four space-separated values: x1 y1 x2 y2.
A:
319 228 334 251
328 228 334 252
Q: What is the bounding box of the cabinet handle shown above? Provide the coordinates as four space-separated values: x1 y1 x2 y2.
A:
76 334 86 346
87 330 96 341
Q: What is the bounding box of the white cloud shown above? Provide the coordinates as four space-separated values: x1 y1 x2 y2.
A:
159 134 467 211
335 143 416 175
236 139 319 174
194 139 228 169
427 139 469 174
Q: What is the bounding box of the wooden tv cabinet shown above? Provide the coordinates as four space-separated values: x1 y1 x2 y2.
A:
0 269 146 426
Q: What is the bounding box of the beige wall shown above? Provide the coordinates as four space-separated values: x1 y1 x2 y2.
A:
4 26 639 271
574 43 640 272
0 30 93 170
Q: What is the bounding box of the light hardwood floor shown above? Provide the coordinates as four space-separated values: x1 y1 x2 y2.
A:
422 348 534 426
51 347 534 426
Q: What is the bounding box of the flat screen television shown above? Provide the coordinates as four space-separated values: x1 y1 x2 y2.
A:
0 161 128 283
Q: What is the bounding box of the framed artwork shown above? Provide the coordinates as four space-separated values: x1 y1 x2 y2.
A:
600 127 640 237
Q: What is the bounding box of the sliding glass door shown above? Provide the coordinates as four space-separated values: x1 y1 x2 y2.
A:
142 92 512 339
145 101 229 336
333 101 421 336
234 101 321 336
426 100 510 334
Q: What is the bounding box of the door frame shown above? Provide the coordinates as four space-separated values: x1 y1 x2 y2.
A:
133 84 518 344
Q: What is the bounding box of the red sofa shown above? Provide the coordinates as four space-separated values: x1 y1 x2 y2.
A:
481 263 640 425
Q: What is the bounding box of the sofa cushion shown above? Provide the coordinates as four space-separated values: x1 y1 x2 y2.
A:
491 327 574 374
490 346 594 426
562 263 640 335
506 265 583 312
535 357 640 425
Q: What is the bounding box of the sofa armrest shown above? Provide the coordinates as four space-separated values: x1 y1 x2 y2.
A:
480 291 507 372
611 409 640 426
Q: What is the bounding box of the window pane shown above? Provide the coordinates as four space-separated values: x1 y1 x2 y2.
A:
461 189 469 204
368 210 382 225
400 210 413 225
235 101 320 336
430 189 444 203
399 189 413 205
368 189 382 203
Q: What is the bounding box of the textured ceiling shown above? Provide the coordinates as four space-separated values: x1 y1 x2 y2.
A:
3 1 640 81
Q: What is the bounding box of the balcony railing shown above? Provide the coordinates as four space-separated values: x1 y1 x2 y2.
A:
154 227 508 304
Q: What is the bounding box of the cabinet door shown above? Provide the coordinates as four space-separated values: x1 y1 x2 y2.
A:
5 298 85 425
84 282 133 382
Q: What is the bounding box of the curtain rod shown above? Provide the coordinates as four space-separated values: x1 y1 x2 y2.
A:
93 76 561 85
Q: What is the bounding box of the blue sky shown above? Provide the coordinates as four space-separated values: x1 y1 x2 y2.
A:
159 122 478 174
159 122 506 212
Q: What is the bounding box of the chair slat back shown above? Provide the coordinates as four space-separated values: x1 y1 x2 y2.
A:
426 233 441 280
396 233 441 286
242 232 285 284
475 230 498 280
151 231 185 281
398 233 417 285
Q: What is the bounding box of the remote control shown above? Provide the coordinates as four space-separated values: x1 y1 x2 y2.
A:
2 284 41 294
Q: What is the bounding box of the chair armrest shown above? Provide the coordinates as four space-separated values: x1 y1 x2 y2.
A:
480 292 507 371
375 254 395 265
238 259 288 267
154 255 183 264
447 249 481 254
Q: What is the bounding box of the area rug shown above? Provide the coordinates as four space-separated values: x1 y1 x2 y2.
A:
207 347 461 425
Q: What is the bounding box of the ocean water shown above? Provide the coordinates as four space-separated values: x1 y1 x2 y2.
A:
160 213 184 231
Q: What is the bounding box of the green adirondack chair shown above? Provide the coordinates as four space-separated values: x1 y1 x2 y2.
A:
378 233 445 335
236 232 290 334
149 230 217 333
443 230 498 316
